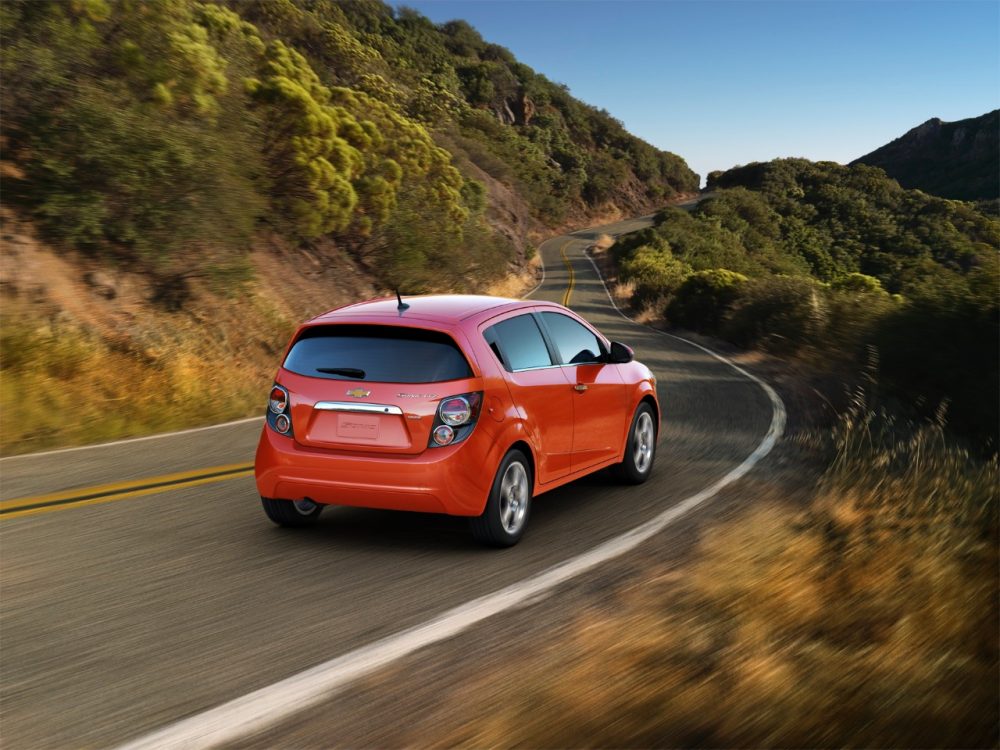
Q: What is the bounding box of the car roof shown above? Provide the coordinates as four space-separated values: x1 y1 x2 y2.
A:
310 294 535 325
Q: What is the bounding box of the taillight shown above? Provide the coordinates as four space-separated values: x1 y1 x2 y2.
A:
269 385 288 414
274 413 291 434
432 424 455 446
428 391 482 448
266 384 293 436
439 396 472 426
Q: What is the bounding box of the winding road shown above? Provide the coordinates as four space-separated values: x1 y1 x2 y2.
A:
0 209 783 748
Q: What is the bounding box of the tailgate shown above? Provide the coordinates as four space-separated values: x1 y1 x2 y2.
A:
280 371 480 455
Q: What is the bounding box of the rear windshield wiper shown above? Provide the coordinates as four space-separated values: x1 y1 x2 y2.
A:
315 367 366 379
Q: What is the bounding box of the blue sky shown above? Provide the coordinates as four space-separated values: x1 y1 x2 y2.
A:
393 1 999 183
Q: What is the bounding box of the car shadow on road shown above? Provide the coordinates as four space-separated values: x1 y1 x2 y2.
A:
255 464 662 556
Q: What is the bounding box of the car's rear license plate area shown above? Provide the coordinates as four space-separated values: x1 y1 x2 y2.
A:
336 414 380 440
302 410 413 451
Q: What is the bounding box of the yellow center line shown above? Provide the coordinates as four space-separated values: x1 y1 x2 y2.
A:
8 236 583 521
560 239 575 307
0 462 255 520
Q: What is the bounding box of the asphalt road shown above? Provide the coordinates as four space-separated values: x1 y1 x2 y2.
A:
0 208 776 748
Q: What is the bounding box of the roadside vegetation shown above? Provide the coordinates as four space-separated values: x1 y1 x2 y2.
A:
419 389 998 748
0 0 697 453
2 5 996 742
474 157 1000 748
1 0 696 291
605 158 999 441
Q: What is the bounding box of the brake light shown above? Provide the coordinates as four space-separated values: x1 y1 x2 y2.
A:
439 396 472 426
269 385 289 414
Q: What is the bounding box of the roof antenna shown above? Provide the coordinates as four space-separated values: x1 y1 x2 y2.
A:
395 289 410 312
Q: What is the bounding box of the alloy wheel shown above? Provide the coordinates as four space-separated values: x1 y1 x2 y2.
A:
633 411 655 474
499 461 529 534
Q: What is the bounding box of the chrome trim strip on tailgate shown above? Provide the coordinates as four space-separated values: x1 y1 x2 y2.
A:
313 402 403 415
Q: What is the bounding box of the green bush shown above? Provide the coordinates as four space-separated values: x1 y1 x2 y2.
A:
619 247 689 306
822 288 896 362
723 276 829 354
830 272 887 295
3 0 698 298
666 269 748 332
246 40 366 239
377 190 512 294
874 275 999 442
2 0 263 263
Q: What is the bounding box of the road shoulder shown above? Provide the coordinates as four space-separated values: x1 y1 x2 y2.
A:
226 346 818 749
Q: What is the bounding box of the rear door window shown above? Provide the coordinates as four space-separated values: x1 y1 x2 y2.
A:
283 325 473 383
540 312 605 364
485 314 554 371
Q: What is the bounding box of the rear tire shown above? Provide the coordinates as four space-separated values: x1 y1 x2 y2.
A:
616 403 657 484
261 497 324 527
470 449 532 547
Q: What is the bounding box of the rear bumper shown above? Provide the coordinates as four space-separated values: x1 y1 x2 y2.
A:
254 426 494 516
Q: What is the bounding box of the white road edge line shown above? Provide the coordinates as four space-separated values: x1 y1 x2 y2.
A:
520 237 548 299
7 252 556 465
0 416 264 462
9 229 570 464
118 231 786 750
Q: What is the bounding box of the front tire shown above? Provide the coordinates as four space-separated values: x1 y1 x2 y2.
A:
616 403 657 484
470 449 532 547
261 497 324 527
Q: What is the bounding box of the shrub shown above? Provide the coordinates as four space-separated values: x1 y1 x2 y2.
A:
822 288 896 362
618 245 689 307
246 40 365 239
874 277 1000 442
830 272 886 295
666 268 748 332
3 0 263 263
722 276 828 354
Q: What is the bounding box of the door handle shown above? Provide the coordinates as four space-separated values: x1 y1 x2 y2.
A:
574 384 588 392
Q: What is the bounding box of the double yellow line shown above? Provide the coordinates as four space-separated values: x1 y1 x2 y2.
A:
1 463 254 520
560 240 575 307
8 240 583 521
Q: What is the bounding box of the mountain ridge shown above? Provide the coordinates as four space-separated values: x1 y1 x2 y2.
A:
851 109 999 201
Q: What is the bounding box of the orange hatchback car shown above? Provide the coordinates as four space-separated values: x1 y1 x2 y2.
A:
254 295 659 546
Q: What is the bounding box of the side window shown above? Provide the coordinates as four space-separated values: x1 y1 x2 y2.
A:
485 314 554 371
541 312 604 365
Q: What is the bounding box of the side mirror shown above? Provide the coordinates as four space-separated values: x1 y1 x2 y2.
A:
607 341 634 364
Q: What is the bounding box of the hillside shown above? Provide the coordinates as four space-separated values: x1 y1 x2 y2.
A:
613 159 999 437
851 110 999 201
0 0 697 293
0 0 696 452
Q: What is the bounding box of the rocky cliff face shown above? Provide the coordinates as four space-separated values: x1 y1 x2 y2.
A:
852 110 999 201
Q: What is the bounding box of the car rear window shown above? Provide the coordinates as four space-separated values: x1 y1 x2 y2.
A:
283 325 473 383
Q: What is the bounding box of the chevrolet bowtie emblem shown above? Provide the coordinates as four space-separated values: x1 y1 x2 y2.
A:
346 388 371 399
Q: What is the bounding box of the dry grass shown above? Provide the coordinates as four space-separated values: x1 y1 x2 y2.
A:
414 400 999 749
0 234 545 453
0 214 383 454
589 238 664 325
0 294 292 452
591 233 615 253
0 222 545 453
484 255 542 299
610 277 636 308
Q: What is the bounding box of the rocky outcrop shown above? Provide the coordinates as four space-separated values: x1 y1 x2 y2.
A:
491 92 536 126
